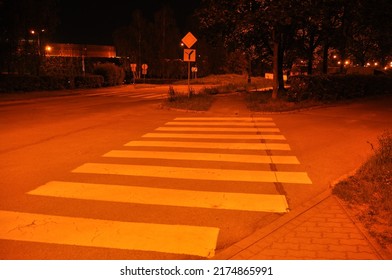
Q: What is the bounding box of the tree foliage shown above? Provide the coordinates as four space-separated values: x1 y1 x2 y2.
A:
0 0 59 74
195 0 392 98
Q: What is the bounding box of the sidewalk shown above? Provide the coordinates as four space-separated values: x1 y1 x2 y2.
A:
213 190 390 260
209 92 390 260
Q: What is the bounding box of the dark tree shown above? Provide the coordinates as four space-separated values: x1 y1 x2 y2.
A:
0 0 59 74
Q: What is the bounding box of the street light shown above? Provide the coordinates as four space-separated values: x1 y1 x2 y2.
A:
30 29 45 56
45 45 52 56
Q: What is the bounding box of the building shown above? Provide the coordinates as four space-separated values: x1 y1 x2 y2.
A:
44 43 116 58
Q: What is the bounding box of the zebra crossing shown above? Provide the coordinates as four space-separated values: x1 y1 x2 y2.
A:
84 89 167 100
0 116 312 258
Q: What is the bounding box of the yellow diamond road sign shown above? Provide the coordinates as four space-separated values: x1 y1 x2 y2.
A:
182 32 197 48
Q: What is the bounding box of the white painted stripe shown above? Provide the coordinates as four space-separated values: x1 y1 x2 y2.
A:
72 163 312 184
131 92 160 97
124 140 290 150
130 93 163 98
174 117 273 121
165 121 276 127
104 150 300 164
143 132 286 140
142 94 166 99
28 181 289 213
156 127 280 132
0 210 218 257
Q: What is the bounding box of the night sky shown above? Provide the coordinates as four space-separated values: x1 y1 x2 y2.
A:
53 0 202 45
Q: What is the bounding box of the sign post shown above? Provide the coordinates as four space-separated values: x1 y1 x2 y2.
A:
181 32 197 97
141 64 148 83
130 63 137 84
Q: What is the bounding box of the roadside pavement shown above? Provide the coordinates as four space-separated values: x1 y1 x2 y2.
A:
209 92 391 260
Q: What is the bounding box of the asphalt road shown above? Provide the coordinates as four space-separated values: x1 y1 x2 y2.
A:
0 86 391 259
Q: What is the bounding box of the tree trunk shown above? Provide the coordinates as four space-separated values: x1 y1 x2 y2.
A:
278 39 285 90
322 41 329 74
272 39 279 99
307 53 313 75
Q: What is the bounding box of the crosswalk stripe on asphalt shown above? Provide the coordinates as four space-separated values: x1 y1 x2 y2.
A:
0 210 219 257
142 132 286 140
174 117 273 121
155 126 280 132
28 181 289 213
103 150 300 164
72 163 312 184
124 140 290 150
164 121 276 126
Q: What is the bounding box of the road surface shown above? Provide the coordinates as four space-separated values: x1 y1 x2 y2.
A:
0 85 391 259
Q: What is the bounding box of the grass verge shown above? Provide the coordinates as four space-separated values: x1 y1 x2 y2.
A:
245 90 324 112
163 74 274 111
162 86 214 111
333 130 392 252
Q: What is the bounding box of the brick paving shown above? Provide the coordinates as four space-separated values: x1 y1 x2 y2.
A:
214 193 390 260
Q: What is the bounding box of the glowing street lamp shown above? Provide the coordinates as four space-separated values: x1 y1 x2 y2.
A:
30 29 45 56
45 45 52 56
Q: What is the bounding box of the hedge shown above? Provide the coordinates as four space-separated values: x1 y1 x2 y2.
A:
0 74 104 92
288 74 392 102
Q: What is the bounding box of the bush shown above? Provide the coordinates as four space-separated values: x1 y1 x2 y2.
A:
0 74 71 92
74 75 104 88
288 74 392 102
93 63 125 86
200 86 219 95
167 86 176 101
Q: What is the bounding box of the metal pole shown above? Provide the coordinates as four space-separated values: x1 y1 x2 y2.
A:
188 61 191 97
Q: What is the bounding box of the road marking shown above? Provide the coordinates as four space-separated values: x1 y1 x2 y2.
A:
72 163 312 184
164 121 276 127
104 150 300 164
156 127 280 132
117 92 163 98
125 141 290 150
142 132 286 140
28 181 289 213
0 210 219 258
174 117 273 121
142 94 166 99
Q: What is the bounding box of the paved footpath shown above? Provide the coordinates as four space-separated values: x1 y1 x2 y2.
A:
210 92 391 260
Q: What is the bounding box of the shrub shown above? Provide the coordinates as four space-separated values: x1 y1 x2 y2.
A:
288 74 392 102
200 86 219 95
93 63 125 86
75 75 104 88
167 86 176 102
0 74 71 92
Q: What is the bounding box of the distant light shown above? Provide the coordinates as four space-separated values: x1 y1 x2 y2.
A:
333 55 337 59
30 30 35 34
337 61 341 65
45 45 52 52
374 62 378 66
345 60 350 65
366 62 371 66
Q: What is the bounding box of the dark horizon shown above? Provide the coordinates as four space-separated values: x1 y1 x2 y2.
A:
53 0 201 45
